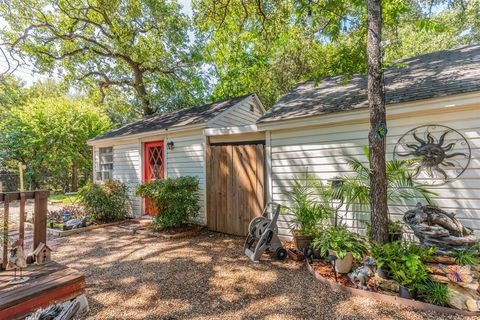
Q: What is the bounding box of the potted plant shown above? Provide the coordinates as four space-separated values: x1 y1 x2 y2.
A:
312 226 369 273
387 220 404 242
366 220 404 243
284 173 333 250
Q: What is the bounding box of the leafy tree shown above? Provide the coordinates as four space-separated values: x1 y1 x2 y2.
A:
0 95 111 191
0 75 27 111
0 0 208 115
193 0 477 109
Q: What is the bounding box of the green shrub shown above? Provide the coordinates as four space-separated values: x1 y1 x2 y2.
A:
79 180 130 223
371 242 436 292
312 226 369 260
419 281 451 306
136 176 200 228
449 245 480 266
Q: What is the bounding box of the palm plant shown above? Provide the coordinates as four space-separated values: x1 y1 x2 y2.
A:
283 172 333 236
332 146 436 220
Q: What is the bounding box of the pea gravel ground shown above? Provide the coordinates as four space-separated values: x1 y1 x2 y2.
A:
50 226 478 320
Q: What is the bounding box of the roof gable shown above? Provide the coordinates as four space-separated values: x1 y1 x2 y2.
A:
259 45 480 123
92 94 257 142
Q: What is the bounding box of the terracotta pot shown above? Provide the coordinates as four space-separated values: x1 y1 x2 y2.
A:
293 232 314 251
328 250 353 273
287 248 305 261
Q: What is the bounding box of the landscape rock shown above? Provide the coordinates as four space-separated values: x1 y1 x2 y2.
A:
371 275 399 293
447 283 480 312
429 274 450 283
425 263 446 275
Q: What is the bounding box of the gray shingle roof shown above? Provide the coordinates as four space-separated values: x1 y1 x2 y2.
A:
92 94 252 141
258 45 480 123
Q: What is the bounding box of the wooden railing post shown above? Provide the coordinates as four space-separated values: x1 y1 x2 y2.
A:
19 192 25 244
2 193 13 270
33 191 49 250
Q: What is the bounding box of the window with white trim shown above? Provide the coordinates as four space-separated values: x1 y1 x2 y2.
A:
97 147 113 181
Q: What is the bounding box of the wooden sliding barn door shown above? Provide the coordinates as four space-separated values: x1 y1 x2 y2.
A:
207 143 265 236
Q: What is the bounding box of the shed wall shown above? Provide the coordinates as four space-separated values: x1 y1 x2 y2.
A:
165 132 207 224
211 98 263 127
269 107 480 239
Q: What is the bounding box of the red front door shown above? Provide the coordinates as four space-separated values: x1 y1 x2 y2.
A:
144 141 164 215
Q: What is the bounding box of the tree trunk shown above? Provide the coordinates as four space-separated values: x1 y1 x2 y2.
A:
133 67 155 115
367 0 389 243
71 161 78 192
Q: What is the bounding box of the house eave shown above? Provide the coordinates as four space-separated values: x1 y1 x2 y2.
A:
257 91 480 131
87 123 207 146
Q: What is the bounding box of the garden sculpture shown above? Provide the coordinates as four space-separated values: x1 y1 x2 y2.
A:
403 203 477 254
244 202 287 263
349 257 376 290
64 217 87 230
7 239 29 284
394 125 471 185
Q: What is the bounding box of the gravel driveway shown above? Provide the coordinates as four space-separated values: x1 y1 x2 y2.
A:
51 226 475 320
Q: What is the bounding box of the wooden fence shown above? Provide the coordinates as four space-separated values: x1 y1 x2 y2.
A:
1 190 49 270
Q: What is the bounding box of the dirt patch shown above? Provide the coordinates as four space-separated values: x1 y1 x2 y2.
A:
312 261 353 287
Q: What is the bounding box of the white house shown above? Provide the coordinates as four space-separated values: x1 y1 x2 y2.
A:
89 45 480 238
88 93 265 226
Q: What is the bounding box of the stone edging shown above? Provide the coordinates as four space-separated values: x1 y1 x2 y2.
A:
306 259 478 317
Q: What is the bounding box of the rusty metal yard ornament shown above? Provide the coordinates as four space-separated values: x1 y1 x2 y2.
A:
393 125 471 185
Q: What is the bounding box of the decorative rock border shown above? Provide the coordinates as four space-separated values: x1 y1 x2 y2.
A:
306 260 478 317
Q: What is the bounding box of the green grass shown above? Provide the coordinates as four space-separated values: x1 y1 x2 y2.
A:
48 193 79 205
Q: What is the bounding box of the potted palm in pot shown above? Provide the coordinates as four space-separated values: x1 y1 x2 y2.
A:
312 226 369 273
284 173 333 251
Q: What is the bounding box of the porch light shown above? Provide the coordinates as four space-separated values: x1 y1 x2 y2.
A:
167 141 174 151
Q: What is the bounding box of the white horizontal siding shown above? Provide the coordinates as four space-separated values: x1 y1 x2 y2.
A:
210 96 263 128
269 107 480 239
112 143 142 217
166 133 206 224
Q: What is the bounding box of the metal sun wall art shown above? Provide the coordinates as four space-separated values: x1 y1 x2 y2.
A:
393 125 471 186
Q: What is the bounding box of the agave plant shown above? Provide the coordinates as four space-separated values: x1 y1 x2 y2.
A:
331 146 436 218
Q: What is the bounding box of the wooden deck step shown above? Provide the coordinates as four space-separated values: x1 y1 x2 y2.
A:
0 261 85 320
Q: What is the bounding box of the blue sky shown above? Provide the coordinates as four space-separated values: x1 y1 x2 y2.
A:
0 0 193 85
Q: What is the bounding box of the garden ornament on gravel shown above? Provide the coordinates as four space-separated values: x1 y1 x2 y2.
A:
7 239 29 285
244 202 287 263
349 257 377 290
